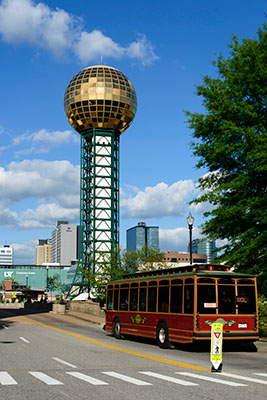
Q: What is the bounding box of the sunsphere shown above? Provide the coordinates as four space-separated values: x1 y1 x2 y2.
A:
64 65 137 134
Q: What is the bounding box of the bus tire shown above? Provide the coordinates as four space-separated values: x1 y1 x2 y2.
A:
113 318 121 339
156 322 170 348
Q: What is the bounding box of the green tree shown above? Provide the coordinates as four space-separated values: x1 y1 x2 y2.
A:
121 245 165 272
47 274 62 299
82 246 165 303
186 23 267 294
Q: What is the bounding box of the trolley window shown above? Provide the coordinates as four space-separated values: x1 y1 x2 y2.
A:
113 289 119 310
170 284 183 313
197 284 216 314
218 285 236 314
148 282 157 312
130 287 138 311
237 285 256 314
184 283 194 314
139 286 147 311
158 280 169 312
107 288 113 310
119 288 129 311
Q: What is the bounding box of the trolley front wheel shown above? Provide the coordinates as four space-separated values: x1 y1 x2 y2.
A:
113 318 121 339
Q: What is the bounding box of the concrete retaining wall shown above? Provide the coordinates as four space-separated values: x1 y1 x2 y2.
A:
69 300 104 316
0 303 25 309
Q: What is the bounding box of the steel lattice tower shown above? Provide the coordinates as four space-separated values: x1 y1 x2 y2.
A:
63 66 137 294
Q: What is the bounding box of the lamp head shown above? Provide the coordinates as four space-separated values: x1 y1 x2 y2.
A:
187 212 194 227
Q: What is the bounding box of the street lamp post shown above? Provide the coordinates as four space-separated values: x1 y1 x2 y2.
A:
187 212 194 265
26 274 29 288
46 265 49 295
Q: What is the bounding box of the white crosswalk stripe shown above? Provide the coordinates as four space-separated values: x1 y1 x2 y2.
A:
0 369 266 387
0 372 17 385
139 371 198 386
29 372 63 385
103 371 152 385
177 372 247 386
221 372 267 385
52 357 77 369
66 371 108 385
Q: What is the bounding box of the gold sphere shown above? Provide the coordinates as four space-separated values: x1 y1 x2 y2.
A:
64 65 137 134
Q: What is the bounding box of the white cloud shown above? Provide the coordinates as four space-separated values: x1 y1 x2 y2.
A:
11 240 36 264
0 159 80 229
121 180 196 218
0 205 20 229
21 203 79 229
126 34 158 65
189 201 214 215
0 0 158 65
74 30 124 63
0 159 79 205
159 226 201 252
74 31 158 65
12 129 79 149
0 0 72 56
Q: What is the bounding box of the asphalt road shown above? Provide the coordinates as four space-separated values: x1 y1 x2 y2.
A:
1 308 267 400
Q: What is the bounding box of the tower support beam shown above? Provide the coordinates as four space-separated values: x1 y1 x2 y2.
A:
69 128 119 293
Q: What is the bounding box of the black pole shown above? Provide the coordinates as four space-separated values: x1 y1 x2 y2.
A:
46 268 49 292
189 225 193 265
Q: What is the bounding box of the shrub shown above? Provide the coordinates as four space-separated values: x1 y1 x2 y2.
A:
258 296 267 338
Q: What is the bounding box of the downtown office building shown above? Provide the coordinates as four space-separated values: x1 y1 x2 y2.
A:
0 245 13 265
191 238 217 263
51 221 80 265
126 222 159 251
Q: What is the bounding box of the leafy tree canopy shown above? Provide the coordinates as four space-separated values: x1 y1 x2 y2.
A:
82 246 165 303
186 22 267 294
47 274 62 292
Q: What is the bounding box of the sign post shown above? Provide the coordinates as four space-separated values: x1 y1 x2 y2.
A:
210 322 223 372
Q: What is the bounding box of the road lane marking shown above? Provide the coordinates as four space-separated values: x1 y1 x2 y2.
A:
0 372 17 385
177 372 247 386
19 316 208 371
254 373 267 377
66 371 108 385
139 371 198 386
29 372 63 385
221 372 267 385
20 337 30 343
52 357 77 369
102 371 152 386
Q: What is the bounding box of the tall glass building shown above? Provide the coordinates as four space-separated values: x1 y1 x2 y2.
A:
126 222 159 251
190 238 217 263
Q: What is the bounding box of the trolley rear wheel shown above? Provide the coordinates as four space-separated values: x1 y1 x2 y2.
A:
156 322 170 348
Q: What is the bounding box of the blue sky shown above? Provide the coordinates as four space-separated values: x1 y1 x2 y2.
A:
0 0 266 263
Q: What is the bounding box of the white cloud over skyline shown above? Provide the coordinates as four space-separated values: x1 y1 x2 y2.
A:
159 226 201 252
0 158 204 262
121 180 196 218
0 160 199 230
0 159 79 203
0 0 158 64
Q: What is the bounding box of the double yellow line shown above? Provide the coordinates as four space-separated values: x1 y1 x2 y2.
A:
20 315 208 371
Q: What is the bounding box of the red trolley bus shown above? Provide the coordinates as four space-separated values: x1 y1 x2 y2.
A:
105 264 259 347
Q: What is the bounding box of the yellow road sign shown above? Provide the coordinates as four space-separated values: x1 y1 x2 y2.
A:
210 322 223 370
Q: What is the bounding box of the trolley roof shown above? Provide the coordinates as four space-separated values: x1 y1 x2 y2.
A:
108 264 256 285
